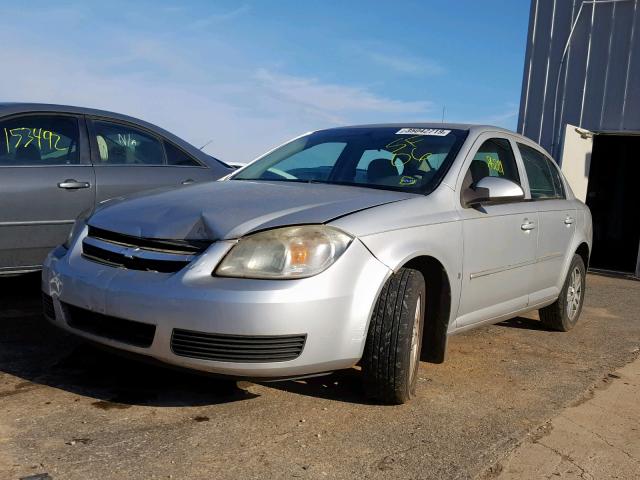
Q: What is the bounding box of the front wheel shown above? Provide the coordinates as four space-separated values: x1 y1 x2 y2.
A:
539 254 586 331
362 268 425 404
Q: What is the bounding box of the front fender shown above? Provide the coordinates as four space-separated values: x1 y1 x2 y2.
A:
358 220 463 332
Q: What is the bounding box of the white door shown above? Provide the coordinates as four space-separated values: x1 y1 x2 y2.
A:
559 123 593 202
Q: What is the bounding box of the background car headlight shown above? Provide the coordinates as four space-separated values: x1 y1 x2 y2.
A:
215 225 353 279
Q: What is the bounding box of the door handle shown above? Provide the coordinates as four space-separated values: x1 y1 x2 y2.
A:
181 179 195 185
521 220 537 231
58 179 90 189
564 216 575 225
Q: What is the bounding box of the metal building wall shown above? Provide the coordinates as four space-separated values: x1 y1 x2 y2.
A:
518 0 640 161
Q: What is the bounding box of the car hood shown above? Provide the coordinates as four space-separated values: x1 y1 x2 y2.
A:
88 180 415 240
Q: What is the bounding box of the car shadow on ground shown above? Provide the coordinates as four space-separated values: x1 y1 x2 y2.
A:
0 273 258 408
260 368 373 404
495 316 554 331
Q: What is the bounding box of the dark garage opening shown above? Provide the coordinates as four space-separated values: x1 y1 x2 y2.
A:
586 134 640 275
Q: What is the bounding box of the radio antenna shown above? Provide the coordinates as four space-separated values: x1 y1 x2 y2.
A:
199 139 214 150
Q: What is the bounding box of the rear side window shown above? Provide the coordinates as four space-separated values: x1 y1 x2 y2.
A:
465 138 521 186
0 115 80 166
547 158 565 198
164 141 201 167
93 121 164 166
518 143 565 199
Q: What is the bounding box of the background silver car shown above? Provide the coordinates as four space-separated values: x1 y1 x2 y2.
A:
0 103 231 275
42 124 592 404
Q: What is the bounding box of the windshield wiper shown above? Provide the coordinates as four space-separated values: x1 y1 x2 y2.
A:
232 178 327 184
231 177 421 193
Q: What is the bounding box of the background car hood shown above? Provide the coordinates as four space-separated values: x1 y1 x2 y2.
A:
88 180 415 240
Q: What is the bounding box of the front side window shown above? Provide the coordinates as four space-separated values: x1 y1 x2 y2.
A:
233 127 468 193
93 121 164 166
0 115 80 166
465 138 521 186
518 143 565 199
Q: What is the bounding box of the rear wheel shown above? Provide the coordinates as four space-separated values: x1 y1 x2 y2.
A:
362 268 425 404
539 254 586 331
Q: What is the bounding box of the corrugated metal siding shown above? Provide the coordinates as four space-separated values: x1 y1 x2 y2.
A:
518 0 640 160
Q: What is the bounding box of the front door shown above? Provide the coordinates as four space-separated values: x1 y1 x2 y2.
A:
456 136 538 327
0 114 95 271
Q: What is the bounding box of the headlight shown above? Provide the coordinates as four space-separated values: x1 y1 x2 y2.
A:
215 225 353 279
63 209 92 249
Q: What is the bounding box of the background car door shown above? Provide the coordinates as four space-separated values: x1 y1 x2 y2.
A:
456 136 538 328
518 143 576 304
0 113 95 272
87 118 215 202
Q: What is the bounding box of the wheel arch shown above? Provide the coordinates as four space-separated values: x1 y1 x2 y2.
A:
555 234 592 293
401 255 452 364
576 242 590 268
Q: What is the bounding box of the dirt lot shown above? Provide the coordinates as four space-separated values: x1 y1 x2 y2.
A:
1 273 639 480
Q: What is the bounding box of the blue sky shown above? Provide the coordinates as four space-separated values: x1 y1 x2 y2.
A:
0 1 530 162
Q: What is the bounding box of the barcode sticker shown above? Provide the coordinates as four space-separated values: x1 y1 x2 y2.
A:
396 128 451 136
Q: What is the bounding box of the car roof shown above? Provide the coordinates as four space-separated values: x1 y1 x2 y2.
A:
0 102 231 170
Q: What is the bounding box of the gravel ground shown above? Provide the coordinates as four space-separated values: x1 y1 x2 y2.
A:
0 272 638 480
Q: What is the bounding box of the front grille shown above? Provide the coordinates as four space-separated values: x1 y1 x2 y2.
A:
63 303 156 348
81 226 211 273
171 329 306 363
82 242 190 273
42 293 55 320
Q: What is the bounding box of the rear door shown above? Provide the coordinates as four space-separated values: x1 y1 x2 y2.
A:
0 113 95 271
87 117 216 202
455 134 538 328
517 142 576 303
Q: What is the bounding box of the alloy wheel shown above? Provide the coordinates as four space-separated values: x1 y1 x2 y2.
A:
566 267 582 321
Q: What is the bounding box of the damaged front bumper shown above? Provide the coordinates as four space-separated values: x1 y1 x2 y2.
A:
41 230 391 379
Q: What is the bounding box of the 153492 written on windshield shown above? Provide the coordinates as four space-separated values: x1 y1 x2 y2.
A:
4 127 67 154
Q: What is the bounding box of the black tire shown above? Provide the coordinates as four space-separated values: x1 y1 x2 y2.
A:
539 254 586 332
362 268 425 404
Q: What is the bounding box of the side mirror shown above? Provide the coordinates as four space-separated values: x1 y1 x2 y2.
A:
463 176 525 208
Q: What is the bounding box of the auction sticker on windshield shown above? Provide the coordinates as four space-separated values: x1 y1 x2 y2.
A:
396 128 451 136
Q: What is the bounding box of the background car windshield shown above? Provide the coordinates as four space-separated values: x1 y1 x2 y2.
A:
233 127 468 193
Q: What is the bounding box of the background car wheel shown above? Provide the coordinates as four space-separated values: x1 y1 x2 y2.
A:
362 267 425 405
539 254 586 332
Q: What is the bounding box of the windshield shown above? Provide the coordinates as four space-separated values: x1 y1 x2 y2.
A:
232 127 468 194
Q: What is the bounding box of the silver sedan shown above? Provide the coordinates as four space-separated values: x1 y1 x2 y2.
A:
41 124 592 404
